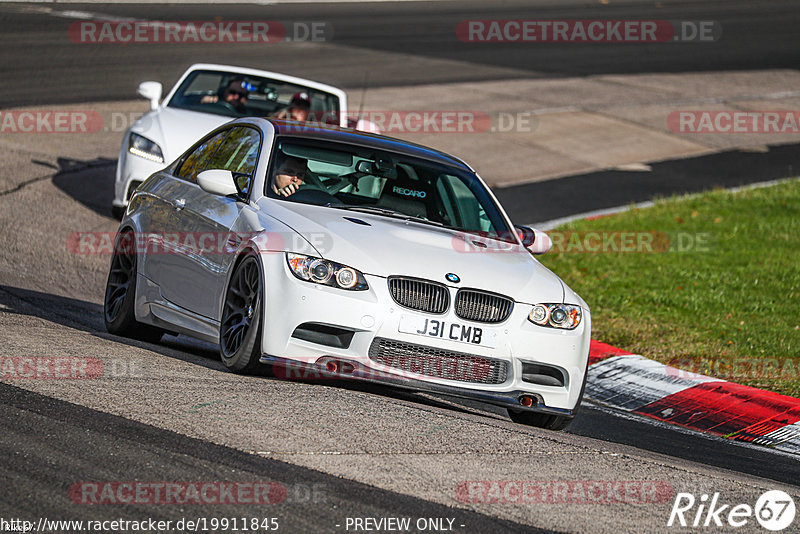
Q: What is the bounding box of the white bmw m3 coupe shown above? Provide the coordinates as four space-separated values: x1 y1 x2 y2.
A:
113 63 377 218
105 118 591 430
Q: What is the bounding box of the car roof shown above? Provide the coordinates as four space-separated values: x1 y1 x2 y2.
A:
247 118 474 172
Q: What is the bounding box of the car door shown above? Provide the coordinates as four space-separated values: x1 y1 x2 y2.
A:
157 126 262 320
142 128 229 299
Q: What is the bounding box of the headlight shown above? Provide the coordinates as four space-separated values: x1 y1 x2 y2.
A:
528 303 581 330
286 253 369 291
128 133 164 163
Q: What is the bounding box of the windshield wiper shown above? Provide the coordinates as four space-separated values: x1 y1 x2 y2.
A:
334 205 445 227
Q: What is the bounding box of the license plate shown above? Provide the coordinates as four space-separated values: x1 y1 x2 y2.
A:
398 315 498 349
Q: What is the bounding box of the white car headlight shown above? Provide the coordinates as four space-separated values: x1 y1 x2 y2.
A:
128 133 164 163
528 303 581 330
286 253 369 291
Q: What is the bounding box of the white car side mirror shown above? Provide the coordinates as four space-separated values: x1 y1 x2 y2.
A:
344 116 382 134
197 169 238 197
137 81 163 111
516 225 553 255
355 118 382 134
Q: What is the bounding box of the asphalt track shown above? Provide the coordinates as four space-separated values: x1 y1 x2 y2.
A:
0 382 537 534
1 0 799 107
2 1 800 532
497 141 800 225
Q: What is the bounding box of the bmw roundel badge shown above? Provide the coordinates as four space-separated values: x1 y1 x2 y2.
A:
445 273 460 283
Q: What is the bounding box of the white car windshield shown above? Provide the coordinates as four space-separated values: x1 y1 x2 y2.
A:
268 138 516 242
167 70 341 121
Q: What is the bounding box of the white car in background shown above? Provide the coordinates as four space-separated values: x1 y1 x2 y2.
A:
113 63 376 217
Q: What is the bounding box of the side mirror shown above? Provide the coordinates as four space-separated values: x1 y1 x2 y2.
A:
197 169 238 197
345 116 382 134
355 118 382 134
137 81 163 111
516 225 552 255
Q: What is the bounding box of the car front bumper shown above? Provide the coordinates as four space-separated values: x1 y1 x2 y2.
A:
260 354 577 417
258 252 591 414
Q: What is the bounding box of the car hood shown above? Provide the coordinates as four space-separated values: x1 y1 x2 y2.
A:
133 106 230 160
261 200 565 304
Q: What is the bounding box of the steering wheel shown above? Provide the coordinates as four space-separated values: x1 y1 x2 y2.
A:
206 100 244 116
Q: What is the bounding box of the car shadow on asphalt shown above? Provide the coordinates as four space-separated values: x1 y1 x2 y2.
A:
0 283 223 372
0 283 492 419
45 156 118 219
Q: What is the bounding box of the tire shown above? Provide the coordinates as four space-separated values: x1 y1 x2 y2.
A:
104 230 164 343
111 205 125 220
219 254 264 373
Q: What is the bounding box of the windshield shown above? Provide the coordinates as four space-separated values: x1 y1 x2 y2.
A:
266 137 516 242
167 70 341 121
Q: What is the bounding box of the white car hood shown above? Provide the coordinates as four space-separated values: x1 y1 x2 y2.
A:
263 200 565 304
134 106 230 161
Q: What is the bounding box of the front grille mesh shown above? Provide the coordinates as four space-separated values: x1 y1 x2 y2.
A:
368 337 509 384
388 277 449 314
455 289 514 323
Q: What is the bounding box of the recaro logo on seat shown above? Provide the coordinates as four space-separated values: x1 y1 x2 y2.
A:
392 186 426 198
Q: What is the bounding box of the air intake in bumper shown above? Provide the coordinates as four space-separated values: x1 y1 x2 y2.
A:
368 337 509 385
520 362 566 387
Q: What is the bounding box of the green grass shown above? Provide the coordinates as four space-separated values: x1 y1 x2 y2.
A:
539 179 800 397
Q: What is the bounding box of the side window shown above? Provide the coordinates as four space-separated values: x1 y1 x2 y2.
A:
205 127 261 195
438 174 491 232
176 130 230 182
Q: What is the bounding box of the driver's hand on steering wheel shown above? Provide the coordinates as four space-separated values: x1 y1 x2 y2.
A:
273 171 305 198
274 182 300 197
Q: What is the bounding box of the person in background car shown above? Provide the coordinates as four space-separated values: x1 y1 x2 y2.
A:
273 91 312 122
201 80 249 113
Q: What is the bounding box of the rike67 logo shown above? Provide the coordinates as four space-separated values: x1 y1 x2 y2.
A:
668 490 796 531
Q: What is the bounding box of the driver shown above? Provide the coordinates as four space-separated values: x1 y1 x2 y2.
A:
271 155 307 197
201 79 249 113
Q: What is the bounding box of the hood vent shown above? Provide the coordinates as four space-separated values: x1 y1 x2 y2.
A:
343 217 371 226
